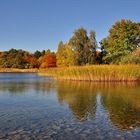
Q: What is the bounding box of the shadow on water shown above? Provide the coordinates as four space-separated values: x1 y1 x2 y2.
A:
56 81 140 130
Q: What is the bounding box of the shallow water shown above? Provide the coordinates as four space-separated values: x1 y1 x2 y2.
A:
0 73 140 139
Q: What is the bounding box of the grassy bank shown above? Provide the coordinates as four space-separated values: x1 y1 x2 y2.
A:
0 68 39 73
39 65 140 82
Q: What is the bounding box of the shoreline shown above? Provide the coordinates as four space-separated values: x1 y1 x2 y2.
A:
1 65 140 83
0 68 39 73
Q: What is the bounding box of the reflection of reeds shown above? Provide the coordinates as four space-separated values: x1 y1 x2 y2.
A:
39 65 140 82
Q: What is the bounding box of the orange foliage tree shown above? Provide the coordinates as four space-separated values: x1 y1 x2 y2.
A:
40 53 56 68
25 55 40 68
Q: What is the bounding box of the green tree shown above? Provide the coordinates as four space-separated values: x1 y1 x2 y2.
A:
101 19 140 64
45 49 51 55
34 50 42 59
69 28 98 65
88 31 98 64
69 28 88 65
121 48 140 64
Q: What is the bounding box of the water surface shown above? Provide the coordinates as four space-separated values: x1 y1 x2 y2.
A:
0 73 140 139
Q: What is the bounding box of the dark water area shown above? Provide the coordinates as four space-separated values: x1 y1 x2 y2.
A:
0 73 140 139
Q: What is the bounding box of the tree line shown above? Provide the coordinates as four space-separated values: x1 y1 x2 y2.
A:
0 49 56 68
0 19 140 69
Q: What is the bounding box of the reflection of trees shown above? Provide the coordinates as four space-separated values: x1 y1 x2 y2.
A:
102 85 140 130
0 82 27 95
56 81 140 130
33 80 55 94
57 81 97 121
0 79 55 96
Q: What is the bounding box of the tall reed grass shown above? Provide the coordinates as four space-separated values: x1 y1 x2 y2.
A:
39 65 140 82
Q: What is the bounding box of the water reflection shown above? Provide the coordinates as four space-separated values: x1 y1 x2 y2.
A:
57 81 96 121
0 73 140 132
0 73 55 95
56 81 140 130
102 84 140 130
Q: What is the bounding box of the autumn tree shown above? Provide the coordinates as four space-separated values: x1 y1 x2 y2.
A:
40 50 56 68
101 19 140 64
25 54 40 68
0 49 29 68
56 41 75 67
65 44 75 66
56 41 65 66
44 53 56 67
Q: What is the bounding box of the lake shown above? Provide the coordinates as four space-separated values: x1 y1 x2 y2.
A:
0 73 140 139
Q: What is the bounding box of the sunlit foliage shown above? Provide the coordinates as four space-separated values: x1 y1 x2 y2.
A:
101 19 140 64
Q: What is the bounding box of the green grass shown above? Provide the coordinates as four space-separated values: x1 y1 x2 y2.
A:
38 65 140 82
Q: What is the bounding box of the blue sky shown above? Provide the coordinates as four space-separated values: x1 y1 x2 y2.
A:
0 0 140 52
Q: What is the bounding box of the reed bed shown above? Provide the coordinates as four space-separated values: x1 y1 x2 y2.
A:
39 65 140 82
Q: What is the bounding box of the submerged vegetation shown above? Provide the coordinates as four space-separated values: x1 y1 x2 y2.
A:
39 65 140 82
